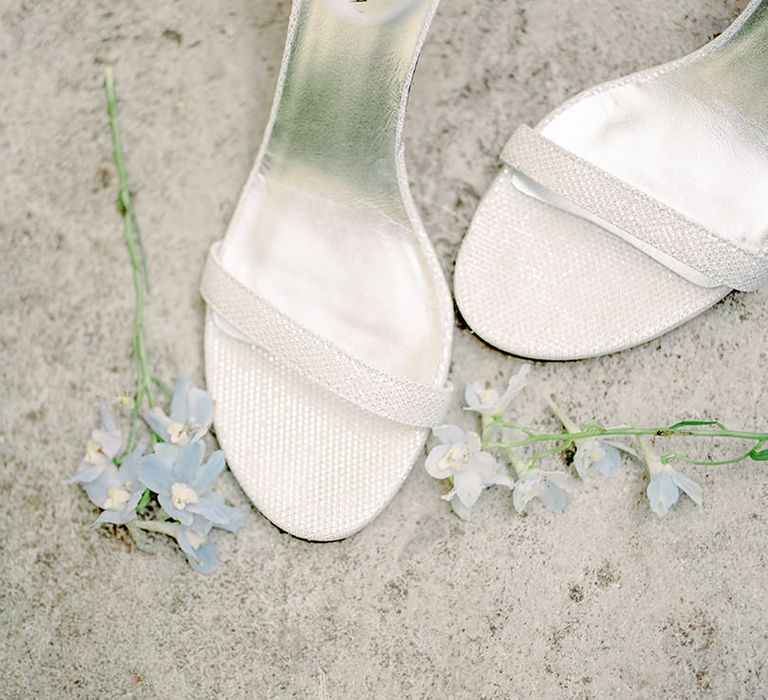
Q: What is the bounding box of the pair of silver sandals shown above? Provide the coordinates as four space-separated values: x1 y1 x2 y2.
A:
200 0 768 540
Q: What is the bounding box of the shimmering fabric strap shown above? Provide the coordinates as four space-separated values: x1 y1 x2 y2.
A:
201 245 452 428
502 125 768 291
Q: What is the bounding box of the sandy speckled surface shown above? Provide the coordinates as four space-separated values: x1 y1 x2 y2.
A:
3 0 767 697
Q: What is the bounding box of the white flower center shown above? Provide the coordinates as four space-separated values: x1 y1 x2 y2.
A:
438 444 471 473
104 487 131 511
586 445 604 464
84 440 105 465
171 482 198 510
115 394 133 409
185 530 208 550
476 388 498 407
167 422 190 444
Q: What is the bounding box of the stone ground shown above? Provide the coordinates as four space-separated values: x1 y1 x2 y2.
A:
3 0 767 697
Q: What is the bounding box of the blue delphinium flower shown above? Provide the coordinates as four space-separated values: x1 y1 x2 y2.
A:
512 468 571 515
80 404 123 469
639 438 702 516
548 399 636 480
425 425 512 519
144 377 213 446
69 444 145 527
573 437 637 479
464 364 530 417
139 442 245 533
176 525 219 574
646 468 703 516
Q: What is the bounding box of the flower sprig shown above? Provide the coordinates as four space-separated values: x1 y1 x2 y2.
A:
103 67 158 453
427 364 767 519
68 69 245 573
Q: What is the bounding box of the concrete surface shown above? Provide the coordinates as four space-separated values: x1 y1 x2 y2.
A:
3 0 767 697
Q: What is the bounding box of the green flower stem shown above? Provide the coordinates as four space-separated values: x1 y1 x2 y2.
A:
659 446 760 467
636 437 662 475
130 519 178 537
151 372 173 398
502 422 539 437
547 398 580 435
485 421 768 467
488 424 768 446
529 441 574 465
505 448 529 478
480 414 497 444
127 519 178 552
104 67 156 452
103 68 149 288
126 382 144 456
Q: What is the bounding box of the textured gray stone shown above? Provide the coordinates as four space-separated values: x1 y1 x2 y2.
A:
2 0 766 697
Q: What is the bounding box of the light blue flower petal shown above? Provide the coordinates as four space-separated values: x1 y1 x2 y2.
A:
593 445 621 477
452 469 484 508
125 489 143 512
176 527 197 559
177 528 219 574
99 404 119 434
88 502 139 528
463 381 493 413
512 481 531 514
175 526 196 557
187 541 219 574
671 470 703 506
572 448 592 480
647 472 679 516
170 377 192 423
81 480 111 509
472 451 502 482
465 432 482 453
432 425 466 446
464 381 482 407
138 455 176 494
424 444 453 479
67 465 106 485
187 497 246 532
188 387 213 428
474 451 512 487
601 439 638 458
191 450 226 493
544 471 571 490
174 442 205 482
495 364 530 415
190 513 213 536
153 442 181 463
81 465 121 508
92 428 122 460
158 492 194 526
538 482 567 513
450 495 474 520
117 445 145 489
143 408 171 442
485 470 513 489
